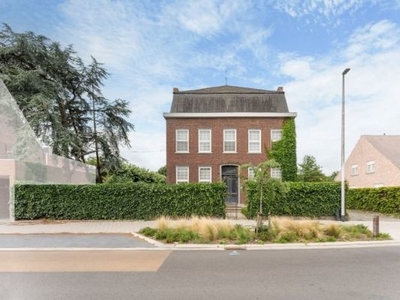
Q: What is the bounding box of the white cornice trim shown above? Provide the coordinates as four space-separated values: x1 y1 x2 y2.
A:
163 112 297 118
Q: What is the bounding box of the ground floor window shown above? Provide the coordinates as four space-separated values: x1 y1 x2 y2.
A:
176 166 189 183
199 166 212 182
271 168 282 179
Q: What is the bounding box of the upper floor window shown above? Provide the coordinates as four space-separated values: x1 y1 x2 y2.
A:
248 130 261 153
176 166 189 183
271 168 282 179
223 129 236 153
366 161 375 174
271 129 282 142
176 129 189 153
199 166 212 183
351 164 358 176
198 129 211 153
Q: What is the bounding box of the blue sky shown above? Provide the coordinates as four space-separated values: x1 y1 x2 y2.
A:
2 0 400 174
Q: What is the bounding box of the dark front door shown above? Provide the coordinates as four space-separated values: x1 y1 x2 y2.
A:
0 177 10 219
222 165 238 204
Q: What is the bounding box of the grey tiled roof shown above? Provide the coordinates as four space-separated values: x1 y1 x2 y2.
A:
170 85 290 113
364 135 400 171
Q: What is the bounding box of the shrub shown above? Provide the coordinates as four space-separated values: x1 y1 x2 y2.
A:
14 182 226 220
347 187 400 216
246 181 341 218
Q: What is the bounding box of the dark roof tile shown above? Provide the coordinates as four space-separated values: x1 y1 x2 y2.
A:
170 85 290 113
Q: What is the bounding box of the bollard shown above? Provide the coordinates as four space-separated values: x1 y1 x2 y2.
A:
373 216 379 237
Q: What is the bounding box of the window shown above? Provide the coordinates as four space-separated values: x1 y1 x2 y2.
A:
271 168 282 179
271 129 282 142
248 130 261 153
198 129 211 153
366 161 375 174
176 129 189 153
199 166 212 182
351 164 358 176
223 129 236 153
176 166 189 183
248 167 255 179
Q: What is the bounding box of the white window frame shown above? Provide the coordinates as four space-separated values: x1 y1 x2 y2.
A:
223 129 237 153
248 129 261 153
248 167 255 179
198 166 212 183
198 129 211 153
176 166 189 183
176 129 189 153
271 129 282 142
351 164 358 176
366 161 375 174
271 168 282 179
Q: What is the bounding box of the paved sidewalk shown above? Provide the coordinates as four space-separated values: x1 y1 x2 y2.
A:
0 212 399 249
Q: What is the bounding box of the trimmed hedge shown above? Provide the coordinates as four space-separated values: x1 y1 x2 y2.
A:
246 181 341 218
14 182 226 220
347 187 400 215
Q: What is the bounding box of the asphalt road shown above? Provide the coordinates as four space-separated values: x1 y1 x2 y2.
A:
0 233 155 248
1 246 400 300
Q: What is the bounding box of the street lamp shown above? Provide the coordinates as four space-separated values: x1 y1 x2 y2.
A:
341 68 350 221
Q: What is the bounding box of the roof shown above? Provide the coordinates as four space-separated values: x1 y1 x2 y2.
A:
364 135 400 170
169 85 291 113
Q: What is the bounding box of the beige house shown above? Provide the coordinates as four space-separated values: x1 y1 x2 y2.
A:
338 135 400 188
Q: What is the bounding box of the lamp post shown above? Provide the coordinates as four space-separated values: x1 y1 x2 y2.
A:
341 68 350 221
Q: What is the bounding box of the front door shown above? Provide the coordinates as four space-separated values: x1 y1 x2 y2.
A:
0 177 10 219
221 165 238 204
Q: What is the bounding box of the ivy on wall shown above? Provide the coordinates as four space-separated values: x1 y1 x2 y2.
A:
269 118 297 181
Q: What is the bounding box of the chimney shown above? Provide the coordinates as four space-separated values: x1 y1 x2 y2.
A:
277 86 284 92
173 87 179 93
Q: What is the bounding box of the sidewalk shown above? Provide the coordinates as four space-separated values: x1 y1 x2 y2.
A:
0 212 399 250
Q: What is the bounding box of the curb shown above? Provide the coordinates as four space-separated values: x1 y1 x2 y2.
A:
1 241 399 252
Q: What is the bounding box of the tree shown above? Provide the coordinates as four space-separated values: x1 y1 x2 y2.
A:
157 165 167 176
0 24 134 182
298 155 326 182
105 163 166 184
268 118 297 181
242 159 286 232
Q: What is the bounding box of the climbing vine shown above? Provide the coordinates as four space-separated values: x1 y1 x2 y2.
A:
269 118 297 181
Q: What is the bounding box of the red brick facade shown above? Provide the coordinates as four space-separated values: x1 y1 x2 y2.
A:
165 116 289 204
164 85 296 205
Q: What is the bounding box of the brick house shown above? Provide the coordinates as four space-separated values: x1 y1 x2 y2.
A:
163 85 297 205
337 135 400 188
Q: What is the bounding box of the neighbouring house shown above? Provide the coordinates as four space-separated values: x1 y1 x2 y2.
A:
0 80 96 220
163 85 297 205
337 135 400 188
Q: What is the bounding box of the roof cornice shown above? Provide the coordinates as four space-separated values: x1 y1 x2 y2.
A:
163 112 297 118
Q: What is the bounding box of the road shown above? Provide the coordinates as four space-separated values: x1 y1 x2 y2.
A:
1 246 400 300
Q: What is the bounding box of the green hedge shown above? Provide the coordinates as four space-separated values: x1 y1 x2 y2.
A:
14 182 226 220
246 181 341 218
347 187 400 215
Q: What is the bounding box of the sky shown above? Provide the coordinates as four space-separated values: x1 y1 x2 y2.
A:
1 0 400 175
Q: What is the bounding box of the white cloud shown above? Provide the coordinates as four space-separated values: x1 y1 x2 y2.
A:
162 0 248 37
272 0 375 25
121 131 166 171
283 20 400 174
